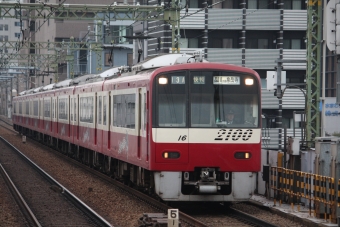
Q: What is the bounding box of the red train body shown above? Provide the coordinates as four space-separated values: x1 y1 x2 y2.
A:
12 53 261 202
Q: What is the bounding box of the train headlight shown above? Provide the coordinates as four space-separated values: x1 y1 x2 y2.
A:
159 77 168 84
163 151 180 159
234 152 252 159
245 78 254 85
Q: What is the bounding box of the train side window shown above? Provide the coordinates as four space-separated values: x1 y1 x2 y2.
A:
113 95 121 126
44 99 51 118
98 96 102 124
103 96 107 125
126 94 136 129
33 100 38 117
70 98 73 121
26 101 29 115
40 100 43 117
144 93 146 131
113 94 135 128
58 98 68 120
74 98 77 122
80 97 93 123
19 102 22 114
90 96 93 123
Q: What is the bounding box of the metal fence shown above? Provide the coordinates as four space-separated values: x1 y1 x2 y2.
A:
270 166 338 223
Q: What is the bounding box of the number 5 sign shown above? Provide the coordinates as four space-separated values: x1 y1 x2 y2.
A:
167 209 179 227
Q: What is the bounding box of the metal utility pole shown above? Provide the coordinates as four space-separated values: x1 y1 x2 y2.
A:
202 0 208 59
306 0 322 146
240 0 246 67
165 0 181 53
276 0 284 153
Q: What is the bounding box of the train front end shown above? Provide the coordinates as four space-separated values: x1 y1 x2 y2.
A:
150 63 261 202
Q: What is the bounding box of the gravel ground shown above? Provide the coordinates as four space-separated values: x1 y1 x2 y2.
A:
231 203 306 227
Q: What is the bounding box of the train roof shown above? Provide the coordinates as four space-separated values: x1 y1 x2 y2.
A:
16 52 213 96
99 67 120 78
131 52 206 73
54 79 73 88
33 86 44 93
42 83 56 91
69 74 96 85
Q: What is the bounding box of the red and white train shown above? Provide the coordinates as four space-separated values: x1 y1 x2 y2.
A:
12 53 261 202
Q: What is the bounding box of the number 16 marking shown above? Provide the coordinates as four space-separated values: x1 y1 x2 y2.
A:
178 135 187 141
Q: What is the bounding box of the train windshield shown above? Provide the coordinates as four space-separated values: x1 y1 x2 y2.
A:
153 70 260 128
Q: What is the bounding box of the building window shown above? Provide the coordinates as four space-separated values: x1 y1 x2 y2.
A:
212 0 233 9
246 39 257 48
209 38 233 48
105 52 112 66
15 33 21 38
179 38 188 48
15 21 24 26
188 0 205 8
283 39 301 49
30 21 35 31
179 38 199 48
0 24 3 30
4 36 8 41
246 38 268 49
4 24 8 31
261 78 267 89
284 0 303 10
258 39 268 49
248 0 269 9
103 25 133 45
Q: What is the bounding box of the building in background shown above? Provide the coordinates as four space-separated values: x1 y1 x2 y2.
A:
133 0 340 147
19 0 134 89
0 0 24 116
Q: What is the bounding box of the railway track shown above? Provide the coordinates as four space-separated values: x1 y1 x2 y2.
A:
228 207 278 227
0 117 293 227
0 136 112 227
0 163 39 226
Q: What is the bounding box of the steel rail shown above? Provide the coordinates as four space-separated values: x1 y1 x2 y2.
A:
0 136 113 227
229 207 279 227
0 163 42 227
